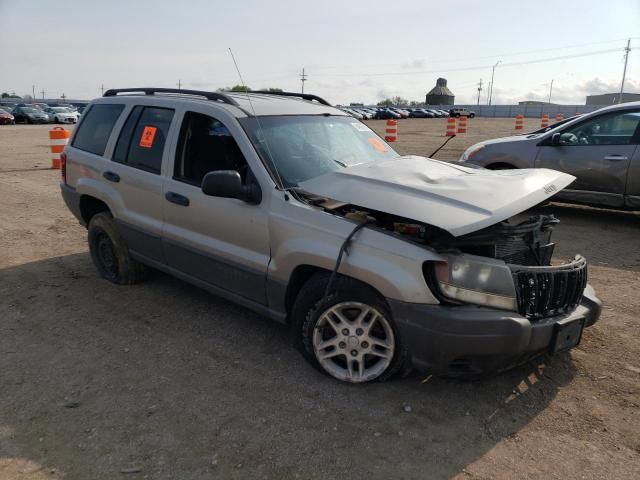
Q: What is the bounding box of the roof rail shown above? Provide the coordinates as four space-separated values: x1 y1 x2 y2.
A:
103 88 240 107
249 90 332 106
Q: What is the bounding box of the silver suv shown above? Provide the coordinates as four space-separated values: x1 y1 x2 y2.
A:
60 88 601 383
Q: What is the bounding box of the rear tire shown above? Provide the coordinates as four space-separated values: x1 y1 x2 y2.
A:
88 212 148 285
291 272 409 383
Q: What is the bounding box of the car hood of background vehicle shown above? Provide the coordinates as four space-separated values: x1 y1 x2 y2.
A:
298 155 575 237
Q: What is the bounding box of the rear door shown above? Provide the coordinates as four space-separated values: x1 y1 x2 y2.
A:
535 109 640 208
107 105 176 263
161 107 270 304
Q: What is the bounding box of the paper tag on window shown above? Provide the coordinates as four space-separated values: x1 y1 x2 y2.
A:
139 126 157 148
368 137 387 152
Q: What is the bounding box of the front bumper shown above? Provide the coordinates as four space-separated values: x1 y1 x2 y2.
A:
389 285 601 376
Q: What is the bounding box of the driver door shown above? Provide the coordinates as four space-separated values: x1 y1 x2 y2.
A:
535 109 640 208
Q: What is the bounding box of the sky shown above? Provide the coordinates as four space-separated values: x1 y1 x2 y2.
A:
0 0 638 105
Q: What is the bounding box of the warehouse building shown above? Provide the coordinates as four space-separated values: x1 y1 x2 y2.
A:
586 92 640 105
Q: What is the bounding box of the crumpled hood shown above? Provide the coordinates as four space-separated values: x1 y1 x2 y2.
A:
298 155 575 237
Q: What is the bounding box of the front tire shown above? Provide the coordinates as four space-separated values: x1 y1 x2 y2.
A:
88 212 148 285
292 273 409 383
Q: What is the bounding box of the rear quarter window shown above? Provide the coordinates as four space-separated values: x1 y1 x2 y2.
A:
72 104 124 156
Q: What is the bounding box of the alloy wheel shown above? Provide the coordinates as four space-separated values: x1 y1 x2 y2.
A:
313 301 395 383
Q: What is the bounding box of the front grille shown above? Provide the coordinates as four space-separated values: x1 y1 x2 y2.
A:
511 255 587 320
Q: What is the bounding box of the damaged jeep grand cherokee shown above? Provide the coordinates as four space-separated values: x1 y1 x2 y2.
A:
60 88 601 384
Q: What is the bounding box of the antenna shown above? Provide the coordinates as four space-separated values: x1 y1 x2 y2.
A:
228 48 286 190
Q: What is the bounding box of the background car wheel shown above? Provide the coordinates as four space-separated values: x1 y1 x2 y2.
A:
292 273 409 383
88 212 148 285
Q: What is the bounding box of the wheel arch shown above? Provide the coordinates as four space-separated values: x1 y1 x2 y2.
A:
283 264 399 324
486 162 517 170
79 194 112 225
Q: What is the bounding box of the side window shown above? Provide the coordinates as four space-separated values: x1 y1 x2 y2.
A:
71 104 124 155
560 111 640 146
113 106 174 174
174 111 248 186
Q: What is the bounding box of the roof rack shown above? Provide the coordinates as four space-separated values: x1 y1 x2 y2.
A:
249 90 332 106
103 88 240 107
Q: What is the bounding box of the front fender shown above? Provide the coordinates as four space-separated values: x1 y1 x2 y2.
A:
268 195 444 305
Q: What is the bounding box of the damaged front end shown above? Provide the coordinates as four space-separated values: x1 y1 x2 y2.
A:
298 189 588 320
428 214 588 320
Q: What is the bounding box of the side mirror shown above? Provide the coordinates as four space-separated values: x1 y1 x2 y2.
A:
201 170 261 204
551 133 561 145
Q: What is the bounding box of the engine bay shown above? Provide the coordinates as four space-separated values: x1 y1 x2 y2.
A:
296 189 558 267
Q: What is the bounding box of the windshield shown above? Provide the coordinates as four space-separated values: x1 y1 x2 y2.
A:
50 107 70 112
240 115 399 187
22 107 39 114
525 116 579 135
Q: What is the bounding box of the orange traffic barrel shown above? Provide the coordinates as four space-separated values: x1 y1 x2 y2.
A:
49 127 70 169
457 116 467 134
514 114 524 130
541 114 549 128
445 117 456 136
384 119 398 142
555 113 564 122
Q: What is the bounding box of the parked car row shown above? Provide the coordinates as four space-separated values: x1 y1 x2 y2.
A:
338 106 453 120
0 102 87 125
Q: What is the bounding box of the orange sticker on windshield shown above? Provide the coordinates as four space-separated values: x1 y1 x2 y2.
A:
368 137 387 152
139 126 157 148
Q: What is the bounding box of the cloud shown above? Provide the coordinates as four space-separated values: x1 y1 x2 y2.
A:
491 77 639 105
403 59 426 69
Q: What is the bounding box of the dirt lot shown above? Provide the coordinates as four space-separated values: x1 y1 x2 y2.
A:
1 119 639 480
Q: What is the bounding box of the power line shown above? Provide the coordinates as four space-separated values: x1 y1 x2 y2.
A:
311 47 623 78
308 37 640 72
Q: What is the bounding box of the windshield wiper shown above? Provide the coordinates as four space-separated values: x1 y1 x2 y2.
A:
332 158 348 168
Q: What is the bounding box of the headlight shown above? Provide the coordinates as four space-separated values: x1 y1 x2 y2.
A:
429 253 517 311
461 144 485 161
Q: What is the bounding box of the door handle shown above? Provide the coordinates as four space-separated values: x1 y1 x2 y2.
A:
165 191 190 207
102 171 120 182
604 155 628 161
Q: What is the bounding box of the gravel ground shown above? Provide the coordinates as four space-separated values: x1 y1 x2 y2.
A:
1 120 639 480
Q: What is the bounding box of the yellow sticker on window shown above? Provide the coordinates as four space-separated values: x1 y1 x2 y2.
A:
368 137 387 152
139 126 157 148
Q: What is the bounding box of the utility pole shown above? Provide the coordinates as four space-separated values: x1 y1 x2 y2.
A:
41 89 45 99
476 78 483 105
100 84 105 95
177 80 182 90
300 67 307 94
61 93 66 101
32 85 35 99
488 60 501 106
619 39 631 103
548 79 554 104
